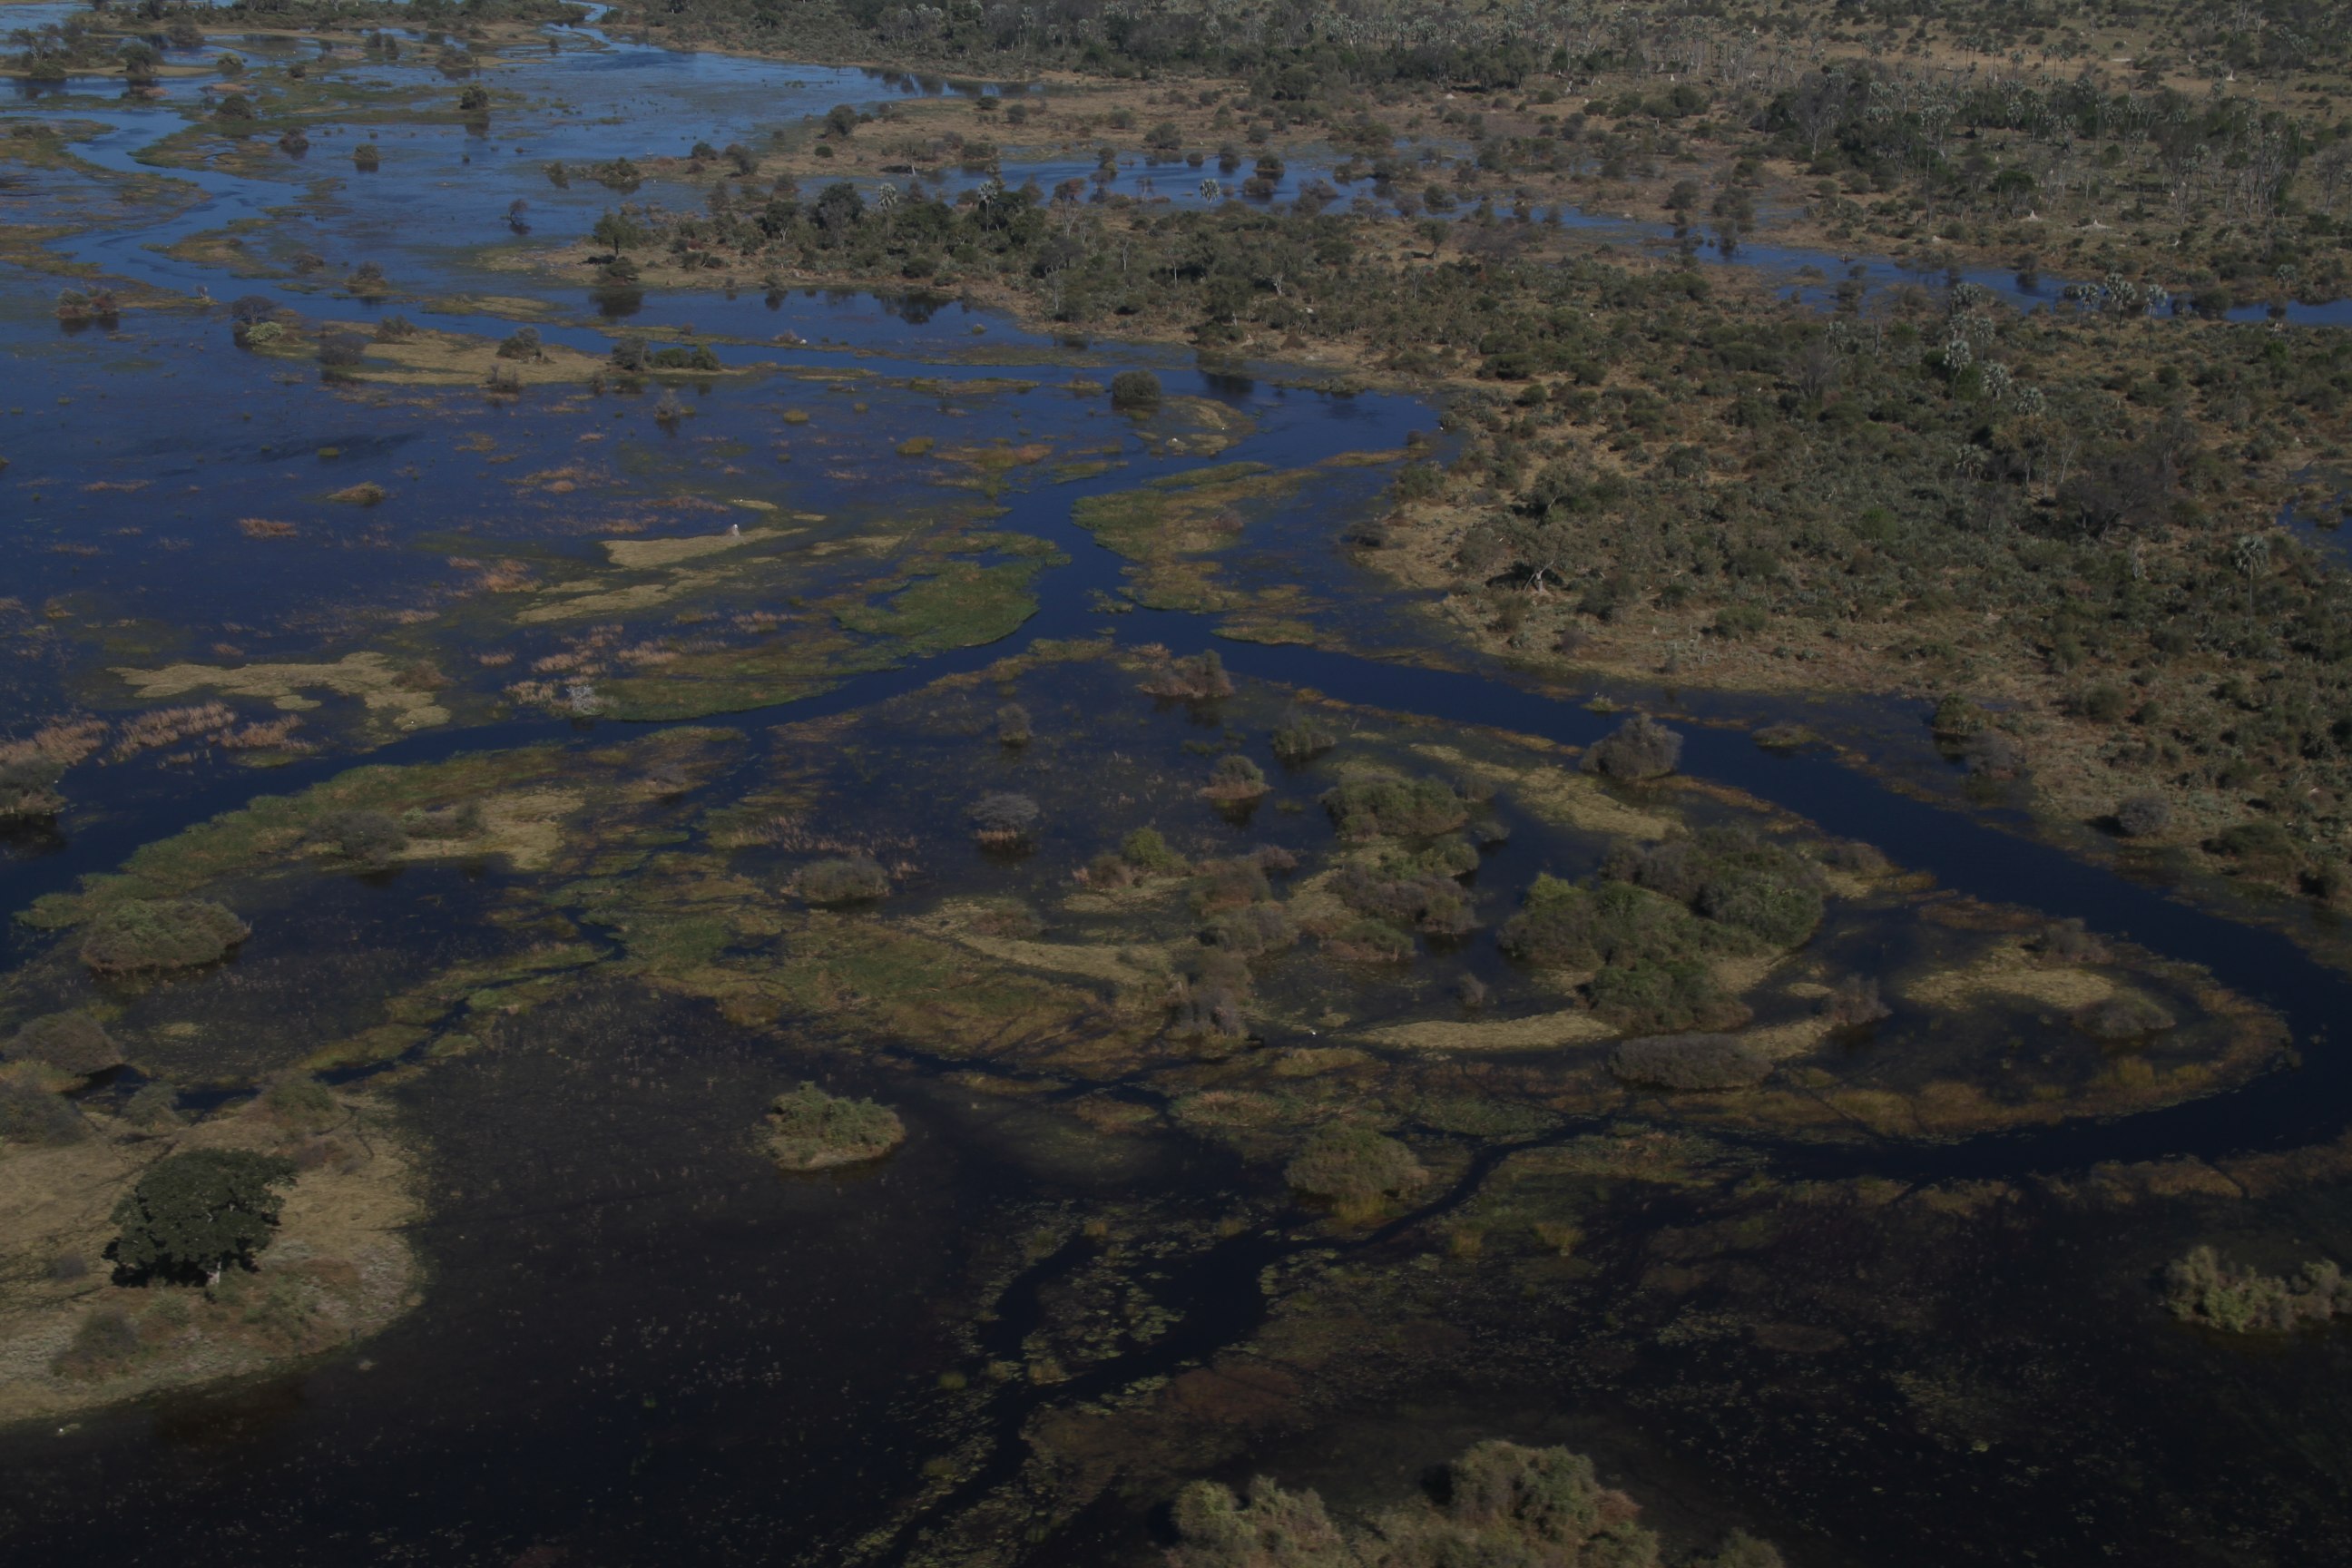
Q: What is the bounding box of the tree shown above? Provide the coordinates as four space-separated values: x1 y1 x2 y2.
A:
110 1150 297 1283
1109 369 1161 410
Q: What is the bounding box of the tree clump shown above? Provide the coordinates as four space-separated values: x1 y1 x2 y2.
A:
109 1149 298 1284
995 702 1032 746
2165 1245 2349 1334
761 1082 905 1171
1284 1125 1426 1219
1171 1437 1782 1568
1581 713 1683 780
970 792 1042 848
1610 1034 1775 1091
1499 877 1745 1033
1109 369 1162 411
796 857 891 905
5 1011 122 1076
80 899 250 975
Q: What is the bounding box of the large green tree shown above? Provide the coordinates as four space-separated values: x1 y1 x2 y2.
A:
110 1150 298 1284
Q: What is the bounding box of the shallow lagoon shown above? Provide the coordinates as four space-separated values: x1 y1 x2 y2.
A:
5 12 2352 1568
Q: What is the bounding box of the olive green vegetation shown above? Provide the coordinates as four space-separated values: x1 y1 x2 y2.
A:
1283 1124 1426 1220
2164 1244 2350 1332
1171 1438 1780 1568
761 1081 906 1169
108 1149 297 1284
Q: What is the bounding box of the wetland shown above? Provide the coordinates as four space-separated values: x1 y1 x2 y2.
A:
5 1 2352 1563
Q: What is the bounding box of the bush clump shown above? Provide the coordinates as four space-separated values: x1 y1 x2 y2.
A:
1820 975 1892 1028
995 702 1032 746
80 899 250 975
1171 1438 1779 1568
109 1149 297 1283
1283 1125 1425 1218
1203 754 1269 800
50 1308 142 1382
5 1011 122 1076
1142 649 1234 701
2115 793 2174 838
2075 994 2177 1040
1500 877 1702 971
1324 916 1418 965
0 755 67 819
1610 1034 1774 1091
796 857 891 905
0 1081 89 1146
761 1082 905 1170
1603 828 1826 950
1320 772 1467 840
1122 827 1184 872
317 808 407 869
1269 714 1335 765
1581 713 1683 780
1109 369 1162 410
970 792 1042 848
2165 1245 2348 1333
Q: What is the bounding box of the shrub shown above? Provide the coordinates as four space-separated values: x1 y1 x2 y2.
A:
1109 369 1162 410
1610 1033 1773 1090
110 1149 297 1283
1191 857 1273 915
1203 754 1269 800
1269 715 1335 764
970 792 1042 848
352 142 380 171
496 326 543 360
1333 863 1476 936
317 808 407 868
1320 773 1466 839
1142 650 1234 700
2116 793 2173 838
373 314 417 343
1284 1125 1424 1217
0 1082 88 1146
2039 917 2109 963
1582 713 1682 780
5 1011 122 1075
995 702 1031 745
124 1082 181 1129
80 899 249 975
1929 694 1986 738
2075 995 2176 1040
797 857 890 905
762 1082 904 1170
